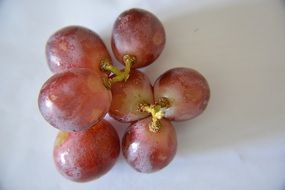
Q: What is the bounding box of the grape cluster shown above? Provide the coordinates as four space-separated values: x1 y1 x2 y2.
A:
38 8 210 182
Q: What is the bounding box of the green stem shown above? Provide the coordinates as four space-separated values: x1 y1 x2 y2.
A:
100 55 136 89
138 97 171 133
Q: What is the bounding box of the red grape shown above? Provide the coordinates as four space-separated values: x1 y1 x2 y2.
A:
46 26 111 75
38 69 111 132
53 120 120 182
122 117 177 173
111 8 166 68
109 69 154 122
154 68 210 121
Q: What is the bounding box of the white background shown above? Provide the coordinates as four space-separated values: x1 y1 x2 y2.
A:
1 0 285 189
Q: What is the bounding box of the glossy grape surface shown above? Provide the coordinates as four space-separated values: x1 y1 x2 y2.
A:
38 69 111 132
112 8 166 68
53 120 120 182
109 70 154 122
154 67 210 121
122 117 177 173
46 26 111 75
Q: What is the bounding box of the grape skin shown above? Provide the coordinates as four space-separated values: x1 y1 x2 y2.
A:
154 67 210 121
109 70 154 122
122 117 177 173
46 26 111 75
53 120 120 182
112 8 166 68
38 69 112 132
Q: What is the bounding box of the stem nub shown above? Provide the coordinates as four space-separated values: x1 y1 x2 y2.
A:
100 55 136 89
138 97 171 133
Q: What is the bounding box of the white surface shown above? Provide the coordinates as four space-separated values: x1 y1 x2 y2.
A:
1 0 285 189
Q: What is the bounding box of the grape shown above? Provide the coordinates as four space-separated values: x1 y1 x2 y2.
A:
53 120 120 182
46 26 111 75
122 117 177 173
109 69 153 122
38 69 112 132
154 67 210 121
111 8 166 68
